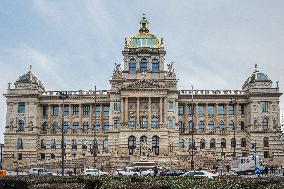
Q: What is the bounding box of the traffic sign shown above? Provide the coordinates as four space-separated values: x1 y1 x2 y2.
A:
255 167 261 176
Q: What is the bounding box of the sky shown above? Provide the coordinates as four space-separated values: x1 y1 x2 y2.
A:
0 0 284 143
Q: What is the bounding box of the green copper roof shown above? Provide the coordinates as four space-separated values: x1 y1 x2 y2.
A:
126 15 162 48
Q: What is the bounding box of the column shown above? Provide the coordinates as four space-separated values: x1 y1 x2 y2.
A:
163 97 167 125
159 97 163 125
148 97 151 129
185 103 189 129
125 97 128 124
137 97 140 128
100 104 103 130
120 97 124 124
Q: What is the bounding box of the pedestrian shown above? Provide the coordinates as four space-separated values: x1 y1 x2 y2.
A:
154 166 158 176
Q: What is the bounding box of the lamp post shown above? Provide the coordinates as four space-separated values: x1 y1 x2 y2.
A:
59 91 68 176
93 85 97 168
229 99 237 158
190 85 194 170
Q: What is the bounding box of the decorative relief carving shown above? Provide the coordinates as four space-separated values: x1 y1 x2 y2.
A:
123 79 166 89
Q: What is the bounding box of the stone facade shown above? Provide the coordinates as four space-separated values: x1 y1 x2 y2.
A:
3 16 284 171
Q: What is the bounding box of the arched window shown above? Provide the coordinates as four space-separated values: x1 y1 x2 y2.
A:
151 117 158 128
82 139 88 149
52 122 58 132
16 138 23 149
199 139 205 149
42 122 48 131
178 121 185 133
210 138 216 149
221 138 226 148
241 138 246 148
152 136 159 155
168 119 174 129
262 118 269 130
128 117 136 129
198 121 205 132
128 136 136 155
72 122 78 132
219 121 225 131
151 58 159 72
189 120 193 132
240 121 245 130
189 139 195 149
141 117 148 129
93 139 99 151
103 139 109 152
208 121 215 131
18 120 24 131
179 139 185 149
229 120 235 130
50 139 56 149
129 58 136 73
231 138 236 148
51 153 55 159
83 122 89 132
140 57 147 71
263 137 269 147
41 139 46 149
103 122 109 131
71 139 77 150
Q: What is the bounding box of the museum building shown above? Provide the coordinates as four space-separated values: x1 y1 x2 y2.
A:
3 16 284 170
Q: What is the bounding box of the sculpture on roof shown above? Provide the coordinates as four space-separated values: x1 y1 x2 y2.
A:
112 62 122 79
166 62 176 78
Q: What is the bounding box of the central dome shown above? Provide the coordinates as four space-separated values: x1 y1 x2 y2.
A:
126 15 162 48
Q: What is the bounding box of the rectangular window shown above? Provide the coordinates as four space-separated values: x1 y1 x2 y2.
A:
178 105 184 115
94 106 100 116
40 153 45 160
103 106 109 116
264 151 269 158
17 153 22 160
73 105 79 115
239 104 245 114
218 105 225 115
53 105 59 116
189 105 194 115
113 119 120 129
114 101 121 111
42 105 48 116
168 101 174 110
208 105 214 115
83 105 90 116
228 105 235 115
260 101 269 112
63 105 69 116
198 105 205 115
18 102 25 113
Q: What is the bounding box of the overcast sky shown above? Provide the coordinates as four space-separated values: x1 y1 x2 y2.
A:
0 0 284 143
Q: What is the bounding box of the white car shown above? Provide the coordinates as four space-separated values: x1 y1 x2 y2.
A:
114 168 140 176
182 170 219 179
141 169 155 176
83 168 108 176
29 168 56 176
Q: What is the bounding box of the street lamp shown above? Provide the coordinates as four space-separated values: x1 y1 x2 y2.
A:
229 99 237 158
59 91 68 176
190 85 194 170
93 85 97 168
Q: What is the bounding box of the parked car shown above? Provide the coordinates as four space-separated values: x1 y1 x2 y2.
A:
114 168 140 176
159 169 184 176
29 168 56 176
182 170 219 179
223 171 238 176
83 168 108 176
141 169 155 176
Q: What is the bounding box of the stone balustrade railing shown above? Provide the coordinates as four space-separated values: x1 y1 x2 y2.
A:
41 90 109 96
179 90 245 95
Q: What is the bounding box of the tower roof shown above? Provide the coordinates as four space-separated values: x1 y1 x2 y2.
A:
126 15 162 48
15 65 44 87
243 64 272 88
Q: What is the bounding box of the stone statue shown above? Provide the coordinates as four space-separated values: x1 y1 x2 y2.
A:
112 63 122 79
166 62 176 77
140 141 148 156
